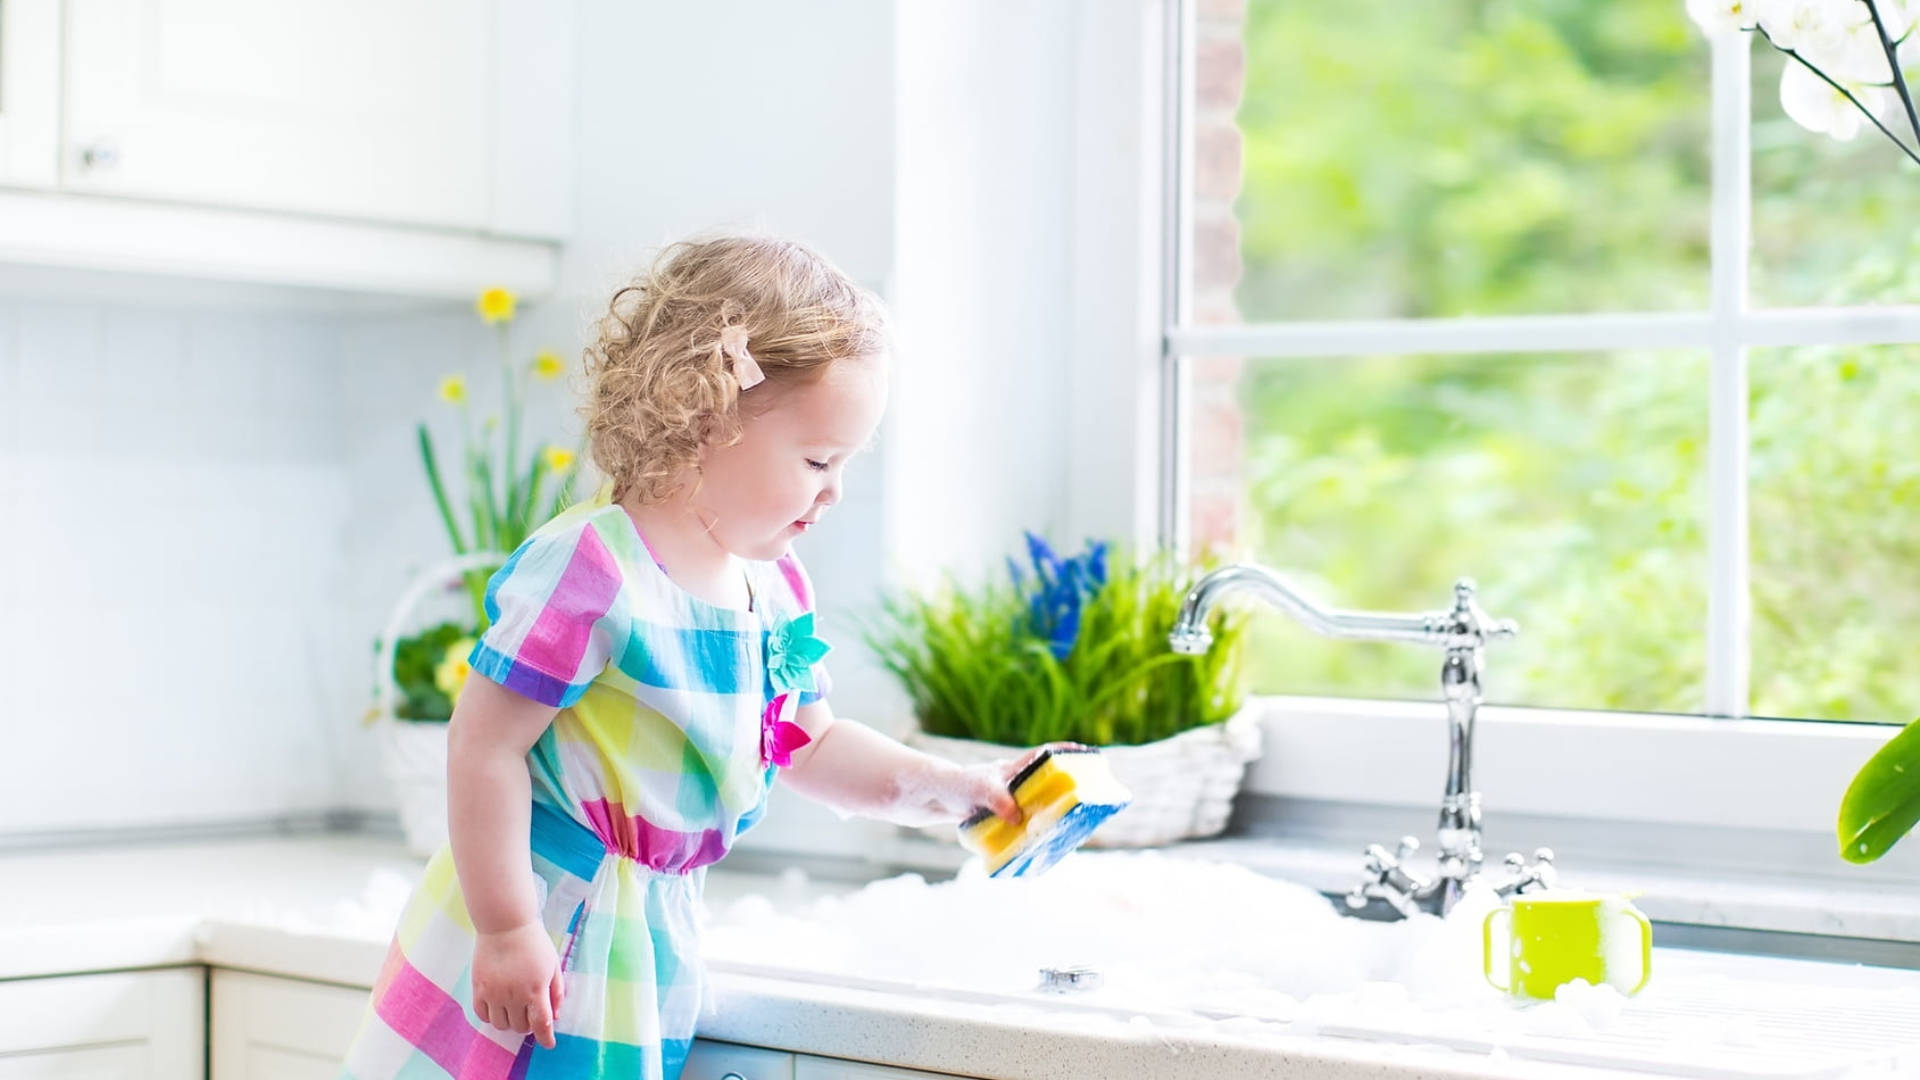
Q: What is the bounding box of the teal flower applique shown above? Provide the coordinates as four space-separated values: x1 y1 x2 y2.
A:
766 610 832 697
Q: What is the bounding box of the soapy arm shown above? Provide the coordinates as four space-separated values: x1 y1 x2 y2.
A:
779 701 1052 828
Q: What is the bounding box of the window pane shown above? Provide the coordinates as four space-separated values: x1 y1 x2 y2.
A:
1751 347 1919 723
1206 0 1710 323
1223 351 1707 713
1751 46 1920 307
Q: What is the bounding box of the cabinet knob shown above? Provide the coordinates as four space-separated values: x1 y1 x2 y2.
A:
79 141 120 170
721 1074 746 1080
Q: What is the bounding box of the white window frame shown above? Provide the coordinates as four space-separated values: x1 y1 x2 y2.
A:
1095 0 1920 885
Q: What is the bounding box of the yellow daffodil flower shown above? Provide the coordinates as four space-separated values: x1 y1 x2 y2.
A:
476 287 517 324
438 375 468 404
532 349 565 380
434 637 477 702
543 446 576 472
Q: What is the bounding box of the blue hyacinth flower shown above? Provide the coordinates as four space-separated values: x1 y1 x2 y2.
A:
1012 531 1108 661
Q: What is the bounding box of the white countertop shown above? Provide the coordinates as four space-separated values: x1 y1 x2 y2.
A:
4 832 1919 1080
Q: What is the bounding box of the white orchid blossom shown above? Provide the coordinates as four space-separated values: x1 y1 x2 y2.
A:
1879 0 1920 38
1826 16 1897 81
1686 0 1762 34
1781 56 1890 137
1754 0 1852 52
1690 0 1920 163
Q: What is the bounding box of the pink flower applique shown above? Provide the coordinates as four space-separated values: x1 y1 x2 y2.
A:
760 691 812 768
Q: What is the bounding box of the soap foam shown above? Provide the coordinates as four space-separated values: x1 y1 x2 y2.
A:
1599 895 1650 992
704 850 1510 1012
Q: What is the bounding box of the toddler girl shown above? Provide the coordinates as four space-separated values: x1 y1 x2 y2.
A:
337 235 1064 1080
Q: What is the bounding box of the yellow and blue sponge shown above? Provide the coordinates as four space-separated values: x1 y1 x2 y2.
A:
958 747 1132 878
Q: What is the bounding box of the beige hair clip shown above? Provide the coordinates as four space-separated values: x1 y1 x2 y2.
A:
720 325 766 391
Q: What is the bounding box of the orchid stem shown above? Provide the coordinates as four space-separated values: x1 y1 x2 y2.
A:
1754 24 1920 168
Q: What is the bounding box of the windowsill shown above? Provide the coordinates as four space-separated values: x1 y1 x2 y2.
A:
1241 695 1904 836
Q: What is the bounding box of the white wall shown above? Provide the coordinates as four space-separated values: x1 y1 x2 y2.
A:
0 295 353 833
887 0 1080 588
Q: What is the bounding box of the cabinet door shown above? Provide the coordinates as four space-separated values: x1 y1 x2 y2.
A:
0 0 61 186
797 1056 972 1080
683 1039 797 1080
0 967 204 1080
209 969 371 1080
63 0 490 230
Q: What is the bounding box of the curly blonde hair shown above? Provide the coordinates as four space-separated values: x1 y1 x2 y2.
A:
583 234 889 505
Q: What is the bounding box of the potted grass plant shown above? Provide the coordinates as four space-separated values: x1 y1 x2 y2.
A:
866 533 1260 848
363 286 585 857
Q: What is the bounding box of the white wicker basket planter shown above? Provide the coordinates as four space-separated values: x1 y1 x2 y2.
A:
377 718 452 859
902 707 1264 848
369 552 508 860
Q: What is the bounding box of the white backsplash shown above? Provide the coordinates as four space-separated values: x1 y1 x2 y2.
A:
0 296 900 850
0 300 354 832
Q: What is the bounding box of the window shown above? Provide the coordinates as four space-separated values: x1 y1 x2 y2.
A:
1171 0 1918 726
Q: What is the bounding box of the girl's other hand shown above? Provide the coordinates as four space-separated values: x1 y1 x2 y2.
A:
471 921 564 1050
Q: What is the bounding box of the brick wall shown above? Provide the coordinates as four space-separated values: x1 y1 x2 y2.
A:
1189 0 1248 557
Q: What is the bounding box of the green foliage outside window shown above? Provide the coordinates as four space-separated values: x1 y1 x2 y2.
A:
1230 0 1920 725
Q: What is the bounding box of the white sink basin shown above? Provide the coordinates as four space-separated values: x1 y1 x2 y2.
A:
703 851 1920 1079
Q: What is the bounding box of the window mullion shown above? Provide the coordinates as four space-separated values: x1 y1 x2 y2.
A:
1167 312 1713 358
1160 0 1194 560
1706 30 1753 719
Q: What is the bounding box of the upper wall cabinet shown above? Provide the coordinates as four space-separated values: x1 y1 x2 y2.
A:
0 1 62 187
0 0 573 299
65 0 491 230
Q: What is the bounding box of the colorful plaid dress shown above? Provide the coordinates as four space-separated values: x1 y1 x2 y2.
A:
338 487 831 1080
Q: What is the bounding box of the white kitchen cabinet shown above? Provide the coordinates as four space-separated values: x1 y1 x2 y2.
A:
209 969 370 1080
797 1055 970 1080
0 967 204 1080
0 1 61 187
0 0 569 299
66 0 480 230
685 1040 797 1080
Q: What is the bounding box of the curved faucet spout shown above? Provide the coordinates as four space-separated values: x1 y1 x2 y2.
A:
1169 564 1452 655
1167 564 1518 919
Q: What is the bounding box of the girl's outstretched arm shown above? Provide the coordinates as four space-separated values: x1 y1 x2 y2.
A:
779 701 1073 828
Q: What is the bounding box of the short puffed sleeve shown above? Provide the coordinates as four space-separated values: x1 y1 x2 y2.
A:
467 519 630 709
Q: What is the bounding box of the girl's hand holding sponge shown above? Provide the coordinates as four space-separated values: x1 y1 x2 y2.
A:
910 741 1086 827
958 744 1132 878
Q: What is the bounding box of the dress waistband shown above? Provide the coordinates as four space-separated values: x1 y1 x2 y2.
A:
529 800 611 881
528 799 726 878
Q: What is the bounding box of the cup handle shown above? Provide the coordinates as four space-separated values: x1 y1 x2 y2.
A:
1483 907 1512 993
1618 906 1654 995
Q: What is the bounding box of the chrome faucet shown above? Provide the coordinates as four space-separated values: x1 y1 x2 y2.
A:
1169 567 1547 918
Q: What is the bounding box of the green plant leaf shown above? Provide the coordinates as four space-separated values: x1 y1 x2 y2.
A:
545 443 584 522
501 330 522 529
513 449 549 547
474 433 503 550
417 424 468 555
1838 716 1920 864
387 620 476 721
